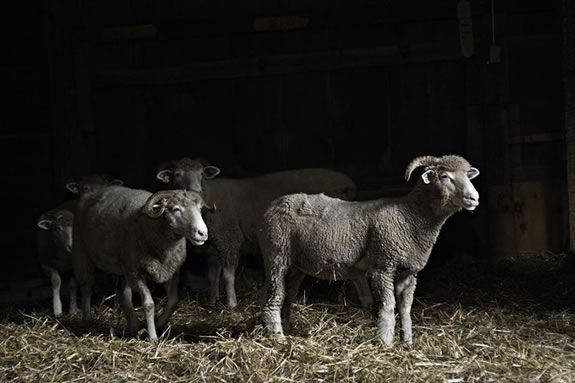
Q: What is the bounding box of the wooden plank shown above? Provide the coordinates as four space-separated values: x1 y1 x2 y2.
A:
457 0 475 58
512 180 566 255
62 4 460 29
93 41 462 86
508 133 564 144
562 0 575 250
102 24 158 41
73 45 95 133
253 15 309 31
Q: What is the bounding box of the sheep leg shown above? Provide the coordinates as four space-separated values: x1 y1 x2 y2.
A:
133 279 157 340
211 236 241 309
43 266 62 317
80 279 93 321
262 264 287 335
369 270 396 346
352 277 373 308
281 268 305 332
155 271 180 330
222 258 239 309
207 252 222 306
395 273 417 347
73 247 95 321
117 280 138 335
68 277 78 315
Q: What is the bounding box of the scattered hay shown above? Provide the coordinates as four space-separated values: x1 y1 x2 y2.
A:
0 254 573 382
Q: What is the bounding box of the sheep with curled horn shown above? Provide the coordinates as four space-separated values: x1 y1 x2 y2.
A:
259 154 480 347
72 185 213 340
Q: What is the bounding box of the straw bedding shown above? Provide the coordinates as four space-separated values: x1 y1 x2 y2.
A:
0 252 573 383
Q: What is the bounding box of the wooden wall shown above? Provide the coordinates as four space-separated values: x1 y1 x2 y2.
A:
1 0 567 282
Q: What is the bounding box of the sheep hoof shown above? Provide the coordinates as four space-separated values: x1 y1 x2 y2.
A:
378 331 395 347
402 341 413 350
226 299 238 309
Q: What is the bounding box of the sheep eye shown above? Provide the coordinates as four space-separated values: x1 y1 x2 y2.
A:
440 174 449 179
172 206 182 213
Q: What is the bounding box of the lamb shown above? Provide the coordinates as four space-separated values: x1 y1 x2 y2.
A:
259 154 480 347
35 174 125 318
72 185 213 340
37 207 77 317
155 157 358 308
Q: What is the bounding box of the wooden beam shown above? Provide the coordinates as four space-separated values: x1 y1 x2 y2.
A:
94 41 462 86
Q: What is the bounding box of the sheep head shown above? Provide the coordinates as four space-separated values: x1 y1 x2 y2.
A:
66 174 123 196
142 190 212 246
405 155 480 212
37 209 74 252
156 157 220 194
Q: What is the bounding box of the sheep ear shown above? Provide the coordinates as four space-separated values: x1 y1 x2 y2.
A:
156 169 172 184
467 167 480 180
65 182 80 194
421 169 435 184
37 219 52 230
109 179 124 186
204 166 220 180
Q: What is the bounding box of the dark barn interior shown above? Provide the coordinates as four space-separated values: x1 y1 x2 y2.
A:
4 0 572 282
1 0 574 381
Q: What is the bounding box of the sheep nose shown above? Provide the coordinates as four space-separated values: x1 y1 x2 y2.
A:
197 229 207 239
466 194 478 202
464 191 479 204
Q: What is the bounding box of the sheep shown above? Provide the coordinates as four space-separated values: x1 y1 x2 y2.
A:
155 157 220 193
65 174 123 196
37 207 77 317
72 185 213 340
35 174 125 318
155 157 358 309
259 154 480 347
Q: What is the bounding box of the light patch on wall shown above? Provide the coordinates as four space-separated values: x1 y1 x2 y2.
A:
102 24 158 41
253 15 309 32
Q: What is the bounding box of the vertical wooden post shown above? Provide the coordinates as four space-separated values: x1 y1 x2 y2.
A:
71 43 95 174
482 2 518 263
563 0 575 251
43 0 78 199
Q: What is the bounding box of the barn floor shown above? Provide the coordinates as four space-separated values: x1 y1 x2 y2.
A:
0 254 573 383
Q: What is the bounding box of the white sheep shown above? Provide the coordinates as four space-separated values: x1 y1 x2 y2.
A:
72 186 213 340
259 154 480 347
156 158 358 309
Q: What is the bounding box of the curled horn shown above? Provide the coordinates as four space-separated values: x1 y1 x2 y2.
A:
155 160 173 173
143 191 174 218
404 156 440 181
203 199 217 213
